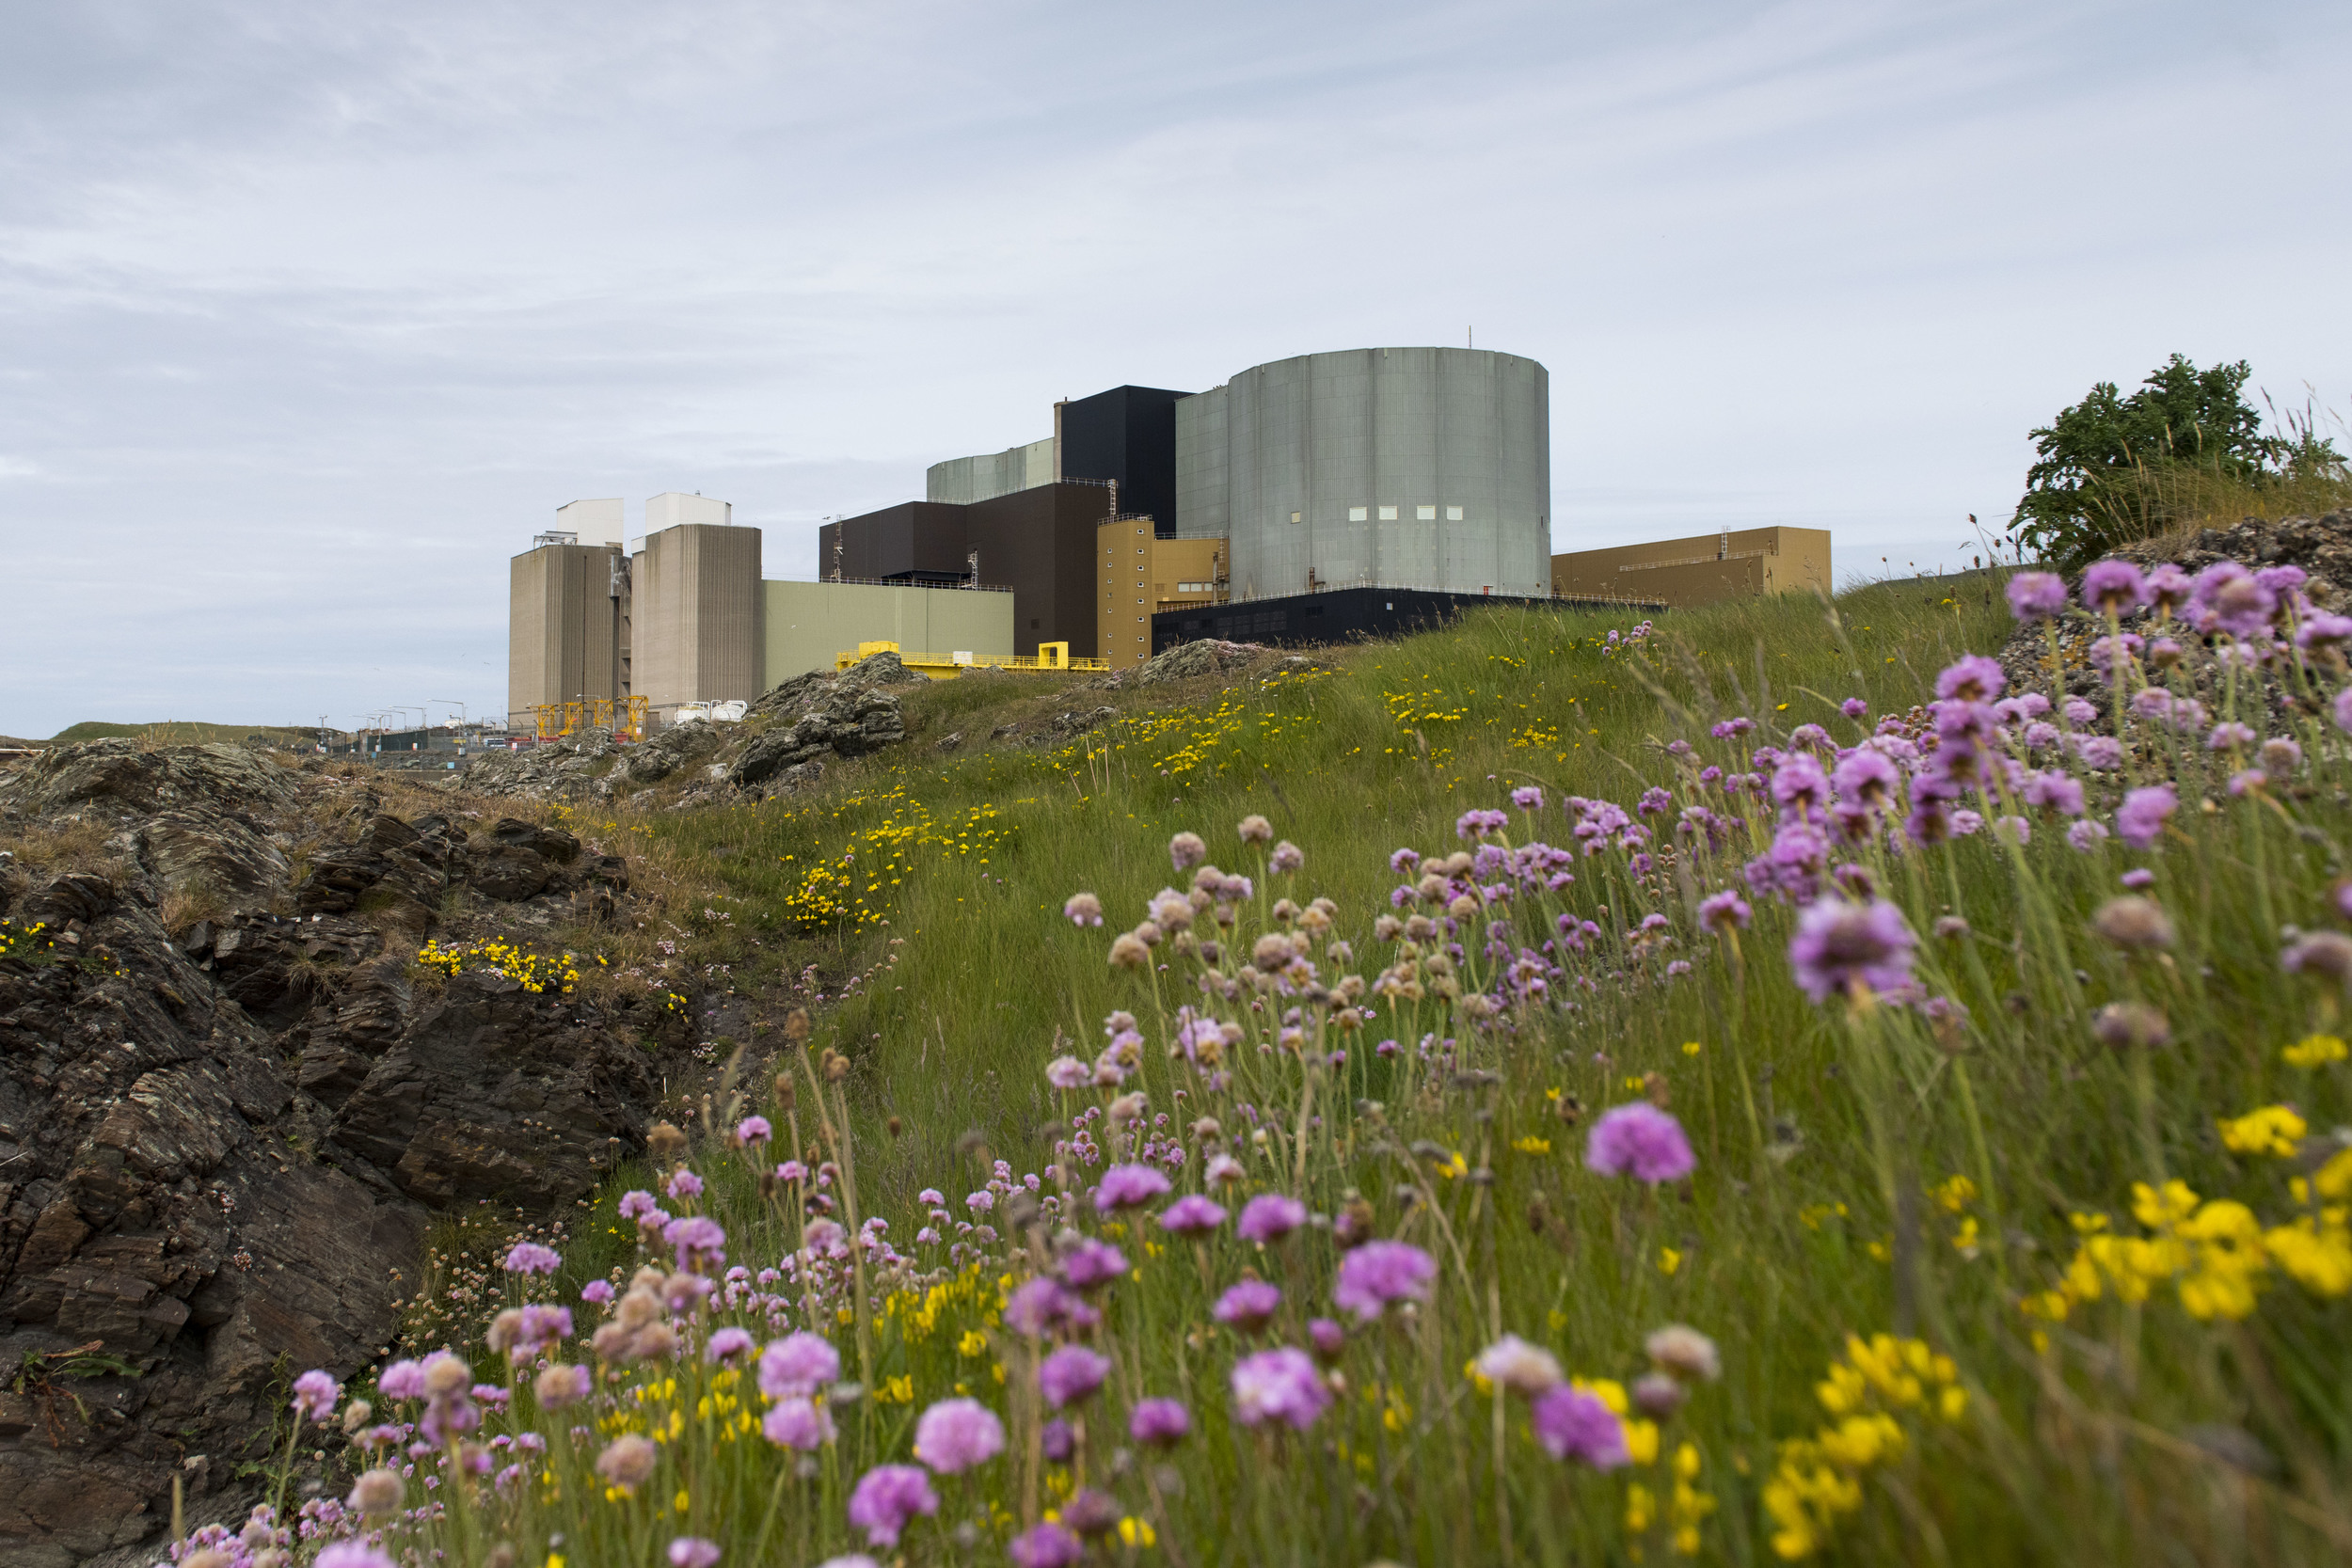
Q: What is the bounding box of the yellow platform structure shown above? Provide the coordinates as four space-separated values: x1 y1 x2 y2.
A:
532 695 651 741
834 640 1107 679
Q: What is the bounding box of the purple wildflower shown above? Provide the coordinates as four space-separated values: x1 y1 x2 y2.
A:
377 1359 426 1402
580 1280 614 1306
1002 1277 1076 1336
1457 809 1508 841
761 1397 835 1450
1236 1193 1308 1243
2068 819 2110 852
1308 1317 1348 1361
668 1540 721 1568
1061 1239 1128 1291
846 1464 938 1549
757 1333 840 1400
1583 1102 1696 1184
1129 1397 1192 1447
1231 1347 1331 1430
315 1548 399 1568
1934 655 2006 703
2005 571 2068 621
1214 1279 1283 1332
2116 784 2176 849
1039 1345 1111 1408
1787 896 1915 1003
1095 1163 1172 1212
664 1215 726 1269
1063 893 1104 927
704 1327 755 1364
1169 832 1207 870
1331 1240 1438 1321
1832 748 1899 805
2022 770 2084 816
1160 1195 1227 1234
1841 697 1870 719
2080 559 2148 612
2194 561 2277 636
1531 1385 1630 1468
1697 891 1751 932
292 1370 340 1423
1009 1522 1085 1568
1269 841 1305 874
733 1116 771 1146
912 1398 1006 1474
501 1242 563 1275
1045 1055 1090 1090
2334 688 2352 736
1041 1418 1074 1463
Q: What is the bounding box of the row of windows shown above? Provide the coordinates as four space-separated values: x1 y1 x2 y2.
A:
1286 505 1467 524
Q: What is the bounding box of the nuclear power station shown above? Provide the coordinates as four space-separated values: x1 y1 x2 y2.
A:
508 345 1830 733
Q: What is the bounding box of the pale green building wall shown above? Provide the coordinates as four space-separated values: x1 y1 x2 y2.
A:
761 580 1017 687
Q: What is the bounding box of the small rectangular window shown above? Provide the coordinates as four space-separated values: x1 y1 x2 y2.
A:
1377 505 1398 521
1417 504 1437 521
1348 506 1368 522
1446 505 1464 521
1290 511 1302 524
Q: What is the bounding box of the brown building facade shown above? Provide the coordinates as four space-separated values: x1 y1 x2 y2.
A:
1097 522 1226 669
1550 527 1831 609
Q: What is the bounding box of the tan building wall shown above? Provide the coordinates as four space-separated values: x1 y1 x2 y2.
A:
763 580 1016 684
1094 523 1232 669
633 523 764 716
1551 526 1831 608
508 543 625 726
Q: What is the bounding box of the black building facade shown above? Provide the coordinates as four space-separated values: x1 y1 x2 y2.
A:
1151 586 1657 653
1058 385 1186 535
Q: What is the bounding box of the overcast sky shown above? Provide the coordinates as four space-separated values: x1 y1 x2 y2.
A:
3 0 2346 736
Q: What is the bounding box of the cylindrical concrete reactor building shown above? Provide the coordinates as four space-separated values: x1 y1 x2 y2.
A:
1175 346 1549 600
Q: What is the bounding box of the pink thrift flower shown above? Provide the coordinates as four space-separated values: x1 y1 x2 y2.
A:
1039 1345 1111 1408
1331 1241 1437 1321
912 1397 1006 1474
1531 1385 1629 1467
1231 1346 1331 1429
1583 1102 1696 1184
846 1464 938 1548
1236 1193 1308 1243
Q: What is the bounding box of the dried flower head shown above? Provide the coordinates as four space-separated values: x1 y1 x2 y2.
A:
2091 895 2173 950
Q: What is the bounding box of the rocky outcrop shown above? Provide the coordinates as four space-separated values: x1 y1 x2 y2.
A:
1995 510 2352 721
330 972 652 1207
726 655 919 792
458 731 617 801
0 742 299 827
0 744 670 1566
606 718 723 787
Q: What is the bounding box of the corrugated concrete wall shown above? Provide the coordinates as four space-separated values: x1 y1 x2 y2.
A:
632 524 764 711
1176 347 1549 600
508 544 623 725
762 581 1014 682
1550 527 1832 607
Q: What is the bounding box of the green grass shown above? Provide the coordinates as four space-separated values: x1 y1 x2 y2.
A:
256 577 2352 1567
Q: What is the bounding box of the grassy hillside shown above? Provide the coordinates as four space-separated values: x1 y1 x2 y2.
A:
271 573 2352 1568
45 719 320 745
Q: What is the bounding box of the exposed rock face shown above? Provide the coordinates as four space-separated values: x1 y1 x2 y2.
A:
331 972 651 1207
0 744 666 1566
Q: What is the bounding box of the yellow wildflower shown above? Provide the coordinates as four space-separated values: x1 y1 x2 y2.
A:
2281 1033 2348 1068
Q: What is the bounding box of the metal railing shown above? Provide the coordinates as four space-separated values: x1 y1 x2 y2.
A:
809 575 1013 594
835 641 1109 674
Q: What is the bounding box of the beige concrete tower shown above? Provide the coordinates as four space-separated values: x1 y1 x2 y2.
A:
632 495 764 716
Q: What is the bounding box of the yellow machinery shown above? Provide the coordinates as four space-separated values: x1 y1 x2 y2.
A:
532 695 651 741
833 640 1108 680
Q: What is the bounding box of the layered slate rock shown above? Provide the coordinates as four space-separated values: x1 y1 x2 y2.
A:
0 743 667 1567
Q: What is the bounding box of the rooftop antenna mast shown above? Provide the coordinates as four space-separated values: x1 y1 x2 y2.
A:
967 548 980 589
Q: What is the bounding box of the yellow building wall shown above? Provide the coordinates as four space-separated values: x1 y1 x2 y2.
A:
1094 525 1232 670
1551 527 1831 608
762 579 1015 686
